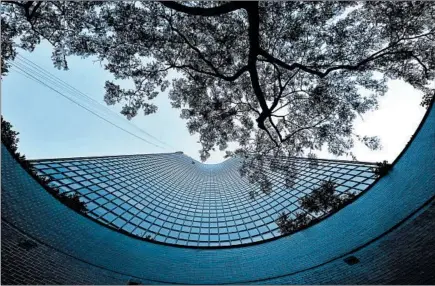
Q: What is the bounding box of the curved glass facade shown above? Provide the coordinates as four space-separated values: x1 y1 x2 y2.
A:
30 153 376 247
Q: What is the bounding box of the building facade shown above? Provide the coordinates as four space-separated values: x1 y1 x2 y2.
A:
28 153 376 248
1 100 435 284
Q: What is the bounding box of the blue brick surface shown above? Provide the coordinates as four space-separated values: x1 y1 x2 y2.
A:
1 221 134 285
1 102 434 284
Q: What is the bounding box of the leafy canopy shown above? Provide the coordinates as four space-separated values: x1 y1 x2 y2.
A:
2 1 434 190
276 179 356 235
1 115 20 153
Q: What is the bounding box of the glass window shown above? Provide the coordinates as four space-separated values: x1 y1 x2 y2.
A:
31 153 375 247
122 223 135 232
102 212 116 222
121 212 133 221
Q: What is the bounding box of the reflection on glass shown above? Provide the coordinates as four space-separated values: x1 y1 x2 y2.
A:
31 154 376 246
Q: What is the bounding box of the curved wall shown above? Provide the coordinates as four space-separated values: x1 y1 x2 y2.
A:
1 101 435 284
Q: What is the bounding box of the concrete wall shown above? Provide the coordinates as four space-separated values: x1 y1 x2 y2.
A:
1 101 434 284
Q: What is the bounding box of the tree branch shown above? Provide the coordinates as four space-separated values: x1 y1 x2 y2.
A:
269 65 298 112
29 1 42 19
170 63 248 81
268 117 283 143
282 118 328 143
409 53 429 78
5 1 41 21
165 18 248 81
263 122 280 147
245 2 270 131
259 36 428 78
159 1 244 16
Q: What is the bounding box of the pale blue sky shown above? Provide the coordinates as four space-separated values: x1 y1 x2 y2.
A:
1 41 428 163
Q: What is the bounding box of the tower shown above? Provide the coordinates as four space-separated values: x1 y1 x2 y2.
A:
29 153 376 247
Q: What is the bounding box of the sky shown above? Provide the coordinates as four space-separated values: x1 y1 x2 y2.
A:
1 41 428 164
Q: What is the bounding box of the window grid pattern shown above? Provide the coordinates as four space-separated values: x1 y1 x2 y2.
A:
30 153 377 247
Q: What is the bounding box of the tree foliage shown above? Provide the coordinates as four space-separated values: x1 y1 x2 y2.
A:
2 1 434 191
1 115 31 169
275 211 312 235
372 160 392 178
1 115 20 153
56 192 88 213
1 116 88 213
300 179 355 214
276 179 356 235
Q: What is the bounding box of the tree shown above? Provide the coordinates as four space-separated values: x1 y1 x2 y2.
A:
1 116 88 213
1 115 33 168
275 211 312 235
1 116 20 153
2 1 434 191
276 179 356 235
299 179 355 214
372 160 392 178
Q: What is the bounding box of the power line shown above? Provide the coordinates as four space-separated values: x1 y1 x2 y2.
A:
15 56 118 118
16 55 170 147
10 61 166 150
10 62 168 150
15 54 177 151
13 57 151 143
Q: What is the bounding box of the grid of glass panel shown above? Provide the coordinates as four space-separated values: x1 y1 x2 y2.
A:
30 153 377 247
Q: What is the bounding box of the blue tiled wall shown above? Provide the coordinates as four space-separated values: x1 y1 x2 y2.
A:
1 102 434 284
